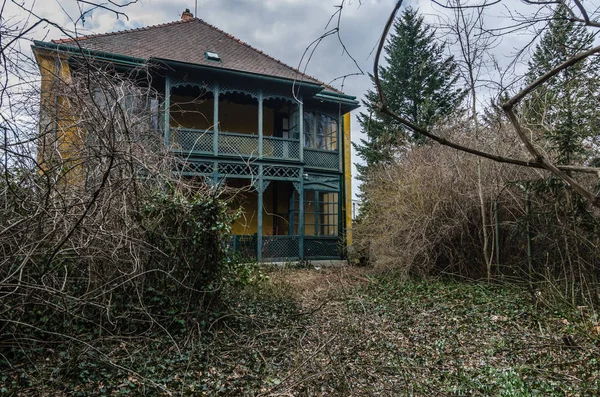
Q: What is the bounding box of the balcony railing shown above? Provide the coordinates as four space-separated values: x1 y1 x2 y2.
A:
170 127 339 170
219 132 259 157
264 136 300 160
304 149 339 170
172 128 213 153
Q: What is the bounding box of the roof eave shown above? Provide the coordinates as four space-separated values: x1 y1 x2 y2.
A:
314 92 360 112
151 57 325 94
32 40 147 67
318 90 357 101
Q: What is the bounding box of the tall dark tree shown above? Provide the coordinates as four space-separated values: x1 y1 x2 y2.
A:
523 3 600 165
354 7 465 180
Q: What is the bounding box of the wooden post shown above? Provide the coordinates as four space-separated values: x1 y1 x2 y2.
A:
164 74 171 147
298 97 304 163
258 91 263 158
299 168 305 260
338 115 343 172
257 164 264 263
213 83 219 156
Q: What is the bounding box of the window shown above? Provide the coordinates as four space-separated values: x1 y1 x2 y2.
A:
289 104 300 139
303 111 337 151
291 190 338 236
303 112 315 149
319 192 338 236
88 82 159 132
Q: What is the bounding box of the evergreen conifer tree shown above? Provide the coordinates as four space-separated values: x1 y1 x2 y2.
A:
523 4 600 165
354 7 465 181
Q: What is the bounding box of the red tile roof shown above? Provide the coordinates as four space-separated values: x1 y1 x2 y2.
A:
51 18 337 91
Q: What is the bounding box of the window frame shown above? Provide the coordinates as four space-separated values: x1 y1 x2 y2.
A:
302 110 338 152
290 189 339 236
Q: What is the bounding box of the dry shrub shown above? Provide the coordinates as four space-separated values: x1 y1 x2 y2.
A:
0 62 241 358
354 119 537 277
355 116 600 304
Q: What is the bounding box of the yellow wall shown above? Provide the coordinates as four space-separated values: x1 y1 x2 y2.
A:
231 188 259 235
170 96 274 136
229 180 292 236
170 94 214 130
34 49 82 181
344 112 352 246
219 100 274 136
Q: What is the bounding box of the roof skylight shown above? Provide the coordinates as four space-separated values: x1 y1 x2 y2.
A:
205 51 221 62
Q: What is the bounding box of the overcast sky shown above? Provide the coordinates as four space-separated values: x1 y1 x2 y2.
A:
5 0 598 198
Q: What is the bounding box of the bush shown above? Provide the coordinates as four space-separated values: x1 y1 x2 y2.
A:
354 119 600 303
354 146 497 277
354 120 527 277
0 67 249 365
142 186 235 292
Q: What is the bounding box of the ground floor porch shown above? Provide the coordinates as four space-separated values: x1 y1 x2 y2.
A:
224 178 343 262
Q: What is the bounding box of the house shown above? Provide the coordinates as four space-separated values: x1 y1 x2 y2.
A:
32 9 359 263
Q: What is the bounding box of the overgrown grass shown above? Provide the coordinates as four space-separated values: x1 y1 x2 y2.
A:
2 267 599 396
331 277 600 395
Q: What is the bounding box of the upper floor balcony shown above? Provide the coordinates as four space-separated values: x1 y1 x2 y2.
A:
163 72 345 173
169 128 341 171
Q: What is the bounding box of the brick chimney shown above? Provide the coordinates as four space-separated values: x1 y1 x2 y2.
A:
181 8 194 21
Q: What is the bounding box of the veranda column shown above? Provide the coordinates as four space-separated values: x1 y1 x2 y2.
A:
338 114 343 172
298 96 304 162
213 83 219 155
212 160 219 186
299 168 305 260
258 91 263 158
257 164 264 263
164 74 171 147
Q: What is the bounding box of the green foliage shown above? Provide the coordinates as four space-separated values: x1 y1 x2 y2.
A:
354 7 465 175
3 269 600 395
141 185 237 291
141 189 269 293
522 3 600 165
2 273 302 395
514 4 600 305
0 176 263 387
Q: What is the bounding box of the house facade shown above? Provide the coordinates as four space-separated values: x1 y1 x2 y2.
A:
32 10 358 262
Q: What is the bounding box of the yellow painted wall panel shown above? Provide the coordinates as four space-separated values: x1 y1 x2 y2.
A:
229 181 293 236
34 49 84 183
170 94 214 130
169 96 274 136
344 112 352 246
